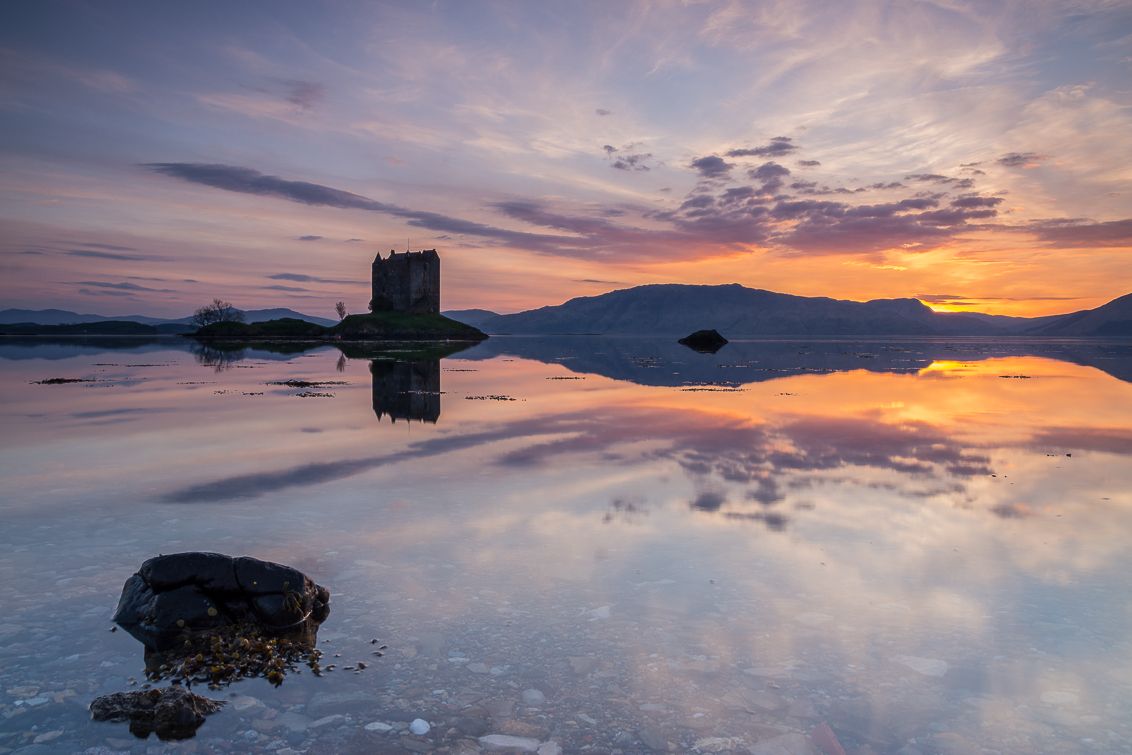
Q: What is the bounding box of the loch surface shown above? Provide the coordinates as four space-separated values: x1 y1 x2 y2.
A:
1 337 1131 754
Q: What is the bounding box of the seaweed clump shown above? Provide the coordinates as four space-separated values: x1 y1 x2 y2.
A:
144 622 322 689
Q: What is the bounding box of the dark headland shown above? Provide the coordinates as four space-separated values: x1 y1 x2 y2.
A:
192 312 487 342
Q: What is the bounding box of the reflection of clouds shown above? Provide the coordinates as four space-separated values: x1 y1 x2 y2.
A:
1028 426 1132 455
166 402 994 526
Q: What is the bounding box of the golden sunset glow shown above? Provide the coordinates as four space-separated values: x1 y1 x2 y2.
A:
1 3 1129 319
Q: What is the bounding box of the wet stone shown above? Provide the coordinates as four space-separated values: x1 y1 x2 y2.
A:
364 721 394 732
480 733 542 752
454 715 490 736
88 686 225 741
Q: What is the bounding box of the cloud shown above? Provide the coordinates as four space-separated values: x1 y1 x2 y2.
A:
998 152 1043 168
78 288 138 298
749 161 791 194
73 280 175 293
281 79 325 110
612 152 653 171
65 249 154 261
797 159 821 167
725 136 797 158
595 108 612 116
604 144 654 171
1027 218 1132 247
916 293 1082 305
269 272 354 284
951 195 1003 209
905 173 975 189
297 234 324 241
691 491 727 512
145 162 576 254
76 242 139 252
690 155 733 178
263 284 309 292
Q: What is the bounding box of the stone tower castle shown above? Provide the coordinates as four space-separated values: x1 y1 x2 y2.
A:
370 249 440 314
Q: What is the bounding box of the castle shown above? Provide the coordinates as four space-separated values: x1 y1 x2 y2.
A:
370 249 440 314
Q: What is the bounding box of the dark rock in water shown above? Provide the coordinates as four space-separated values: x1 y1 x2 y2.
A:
678 329 729 353
90 686 225 740
113 552 330 652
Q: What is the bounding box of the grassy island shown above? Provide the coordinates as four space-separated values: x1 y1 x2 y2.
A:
191 313 488 342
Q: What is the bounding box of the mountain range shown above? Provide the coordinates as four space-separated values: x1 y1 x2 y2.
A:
5 286 1129 337
445 285 1132 337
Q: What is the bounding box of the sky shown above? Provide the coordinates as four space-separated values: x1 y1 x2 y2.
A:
1 0 1130 318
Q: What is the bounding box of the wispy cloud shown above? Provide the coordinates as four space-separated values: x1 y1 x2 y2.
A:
269 272 354 285
145 162 576 253
726 137 797 158
997 152 1044 168
66 249 154 261
281 79 325 110
73 280 174 293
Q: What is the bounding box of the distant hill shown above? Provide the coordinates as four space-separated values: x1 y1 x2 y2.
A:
460 285 1132 337
0 307 338 329
442 309 501 330
1024 293 1132 336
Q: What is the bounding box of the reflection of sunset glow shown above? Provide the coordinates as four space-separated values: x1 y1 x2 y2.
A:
3 340 1131 752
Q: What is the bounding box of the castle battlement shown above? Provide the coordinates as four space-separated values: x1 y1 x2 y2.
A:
370 248 440 314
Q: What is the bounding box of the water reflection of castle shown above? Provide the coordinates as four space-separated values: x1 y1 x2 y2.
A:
370 360 441 423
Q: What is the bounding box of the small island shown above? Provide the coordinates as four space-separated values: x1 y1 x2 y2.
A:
193 312 486 342
192 249 487 344
678 328 729 353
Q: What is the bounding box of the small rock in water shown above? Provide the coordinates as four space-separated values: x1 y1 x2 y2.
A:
365 721 394 732
409 718 431 735
588 605 612 620
479 734 542 752
538 741 563 755
521 688 546 705
89 686 225 740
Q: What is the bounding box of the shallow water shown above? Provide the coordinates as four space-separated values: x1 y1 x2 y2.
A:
1 336 1131 754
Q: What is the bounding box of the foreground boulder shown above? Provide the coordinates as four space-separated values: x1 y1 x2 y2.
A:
678 329 729 353
90 686 224 740
113 552 330 652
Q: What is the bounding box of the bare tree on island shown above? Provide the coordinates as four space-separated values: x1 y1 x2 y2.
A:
335 301 347 320
191 298 244 328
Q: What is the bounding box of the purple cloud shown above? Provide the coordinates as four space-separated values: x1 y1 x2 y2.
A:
726 136 797 158
690 155 733 178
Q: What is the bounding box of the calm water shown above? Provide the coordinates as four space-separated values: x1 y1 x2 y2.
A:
1 336 1131 754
